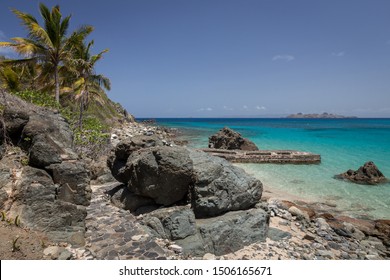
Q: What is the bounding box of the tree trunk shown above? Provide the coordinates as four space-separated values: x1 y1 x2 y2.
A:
78 90 85 130
54 66 60 103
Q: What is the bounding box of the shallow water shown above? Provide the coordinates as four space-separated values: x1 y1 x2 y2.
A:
154 118 390 219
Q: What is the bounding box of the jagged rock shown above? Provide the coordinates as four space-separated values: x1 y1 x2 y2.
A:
336 161 387 185
9 166 87 246
112 146 194 206
208 127 259 151
47 162 91 206
189 149 262 218
29 134 63 168
107 184 155 212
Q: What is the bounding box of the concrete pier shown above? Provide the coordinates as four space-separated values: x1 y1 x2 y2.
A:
201 148 321 164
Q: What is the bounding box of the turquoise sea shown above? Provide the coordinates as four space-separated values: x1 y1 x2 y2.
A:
152 118 390 220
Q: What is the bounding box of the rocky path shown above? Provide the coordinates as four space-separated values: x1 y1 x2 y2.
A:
72 182 170 260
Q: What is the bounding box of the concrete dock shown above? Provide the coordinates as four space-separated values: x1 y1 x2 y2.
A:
201 148 321 164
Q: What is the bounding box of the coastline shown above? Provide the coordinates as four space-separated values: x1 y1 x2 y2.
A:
147 121 390 259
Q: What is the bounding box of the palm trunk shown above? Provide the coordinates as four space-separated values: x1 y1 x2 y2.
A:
78 90 84 130
54 66 60 103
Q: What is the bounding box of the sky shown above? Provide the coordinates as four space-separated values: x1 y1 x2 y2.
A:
1 0 390 118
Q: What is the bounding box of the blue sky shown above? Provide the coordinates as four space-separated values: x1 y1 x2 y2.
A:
1 0 390 117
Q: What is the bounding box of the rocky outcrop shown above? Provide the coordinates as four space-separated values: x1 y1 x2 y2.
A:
336 161 387 185
208 127 259 151
8 166 86 246
107 141 263 216
0 93 90 245
106 138 267 256
140 206 269 256
189 148 262 218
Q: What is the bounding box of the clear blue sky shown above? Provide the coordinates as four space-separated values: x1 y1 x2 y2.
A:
1 0 390 117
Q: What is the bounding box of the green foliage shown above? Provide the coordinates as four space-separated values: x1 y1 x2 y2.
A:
14 215 20 227
12 236 20 252
12 90 60 109
1 211 6 221
73 116 110 158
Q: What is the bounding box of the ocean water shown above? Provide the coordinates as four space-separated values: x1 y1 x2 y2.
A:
153 118 390 220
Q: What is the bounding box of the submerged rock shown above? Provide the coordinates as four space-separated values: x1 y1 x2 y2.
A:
336 161 387 185
208 127 259 151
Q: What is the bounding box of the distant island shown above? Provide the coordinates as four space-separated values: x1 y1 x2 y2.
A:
286 112 358 119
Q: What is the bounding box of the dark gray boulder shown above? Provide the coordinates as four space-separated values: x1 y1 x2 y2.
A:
208 127 259 151
189 149 262 218
119 146 194 206
9 166 87 246
47 162 91 206
107 135 164 182
3 108 29 144
107 184 155 212
336 161 387 185
29 134 63 168
197 208 269 256
141 206 197 240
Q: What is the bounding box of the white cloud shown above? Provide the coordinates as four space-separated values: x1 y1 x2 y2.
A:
331 51 345 57
198 107 213 112
256 105 266 110
223 105 233 111
272 54 295 62
243 105 248 110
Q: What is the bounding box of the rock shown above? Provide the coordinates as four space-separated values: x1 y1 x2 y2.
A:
112 135 164 161
168 244 183 254
107 184 155 212
43 246 64 260
58 249 73 260
268 227 292 241
125 146 194 206
288 206 310 222
203 253 216 260
197 208 269 256
336 161 387 185
47 162 91 206
29 134 63 168
3 108 29 144
141 206 197 240
189 149 262 218
208 127 259 151
9 166 87 246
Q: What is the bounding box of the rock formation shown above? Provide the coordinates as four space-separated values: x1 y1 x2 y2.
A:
208 127 259 151
106 136 268 256
0 93 90 245
336 161 387 185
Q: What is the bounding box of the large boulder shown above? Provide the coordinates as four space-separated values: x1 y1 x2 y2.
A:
336 161 387 185
120 146 194 206
47 162 91 206
21 113 77 169
107 184 155 212
208 127 259 151
189 149 262 218
107 135 164 182
197 208 269 256
141 206 197 241
8 166 87 246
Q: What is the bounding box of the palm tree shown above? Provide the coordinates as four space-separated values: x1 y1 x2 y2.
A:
71 40 111 129
0 3 93 103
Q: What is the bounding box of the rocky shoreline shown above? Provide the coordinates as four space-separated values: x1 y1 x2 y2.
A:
1 104 389 260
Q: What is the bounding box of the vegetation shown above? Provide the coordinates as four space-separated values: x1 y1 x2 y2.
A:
0 3 122 158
